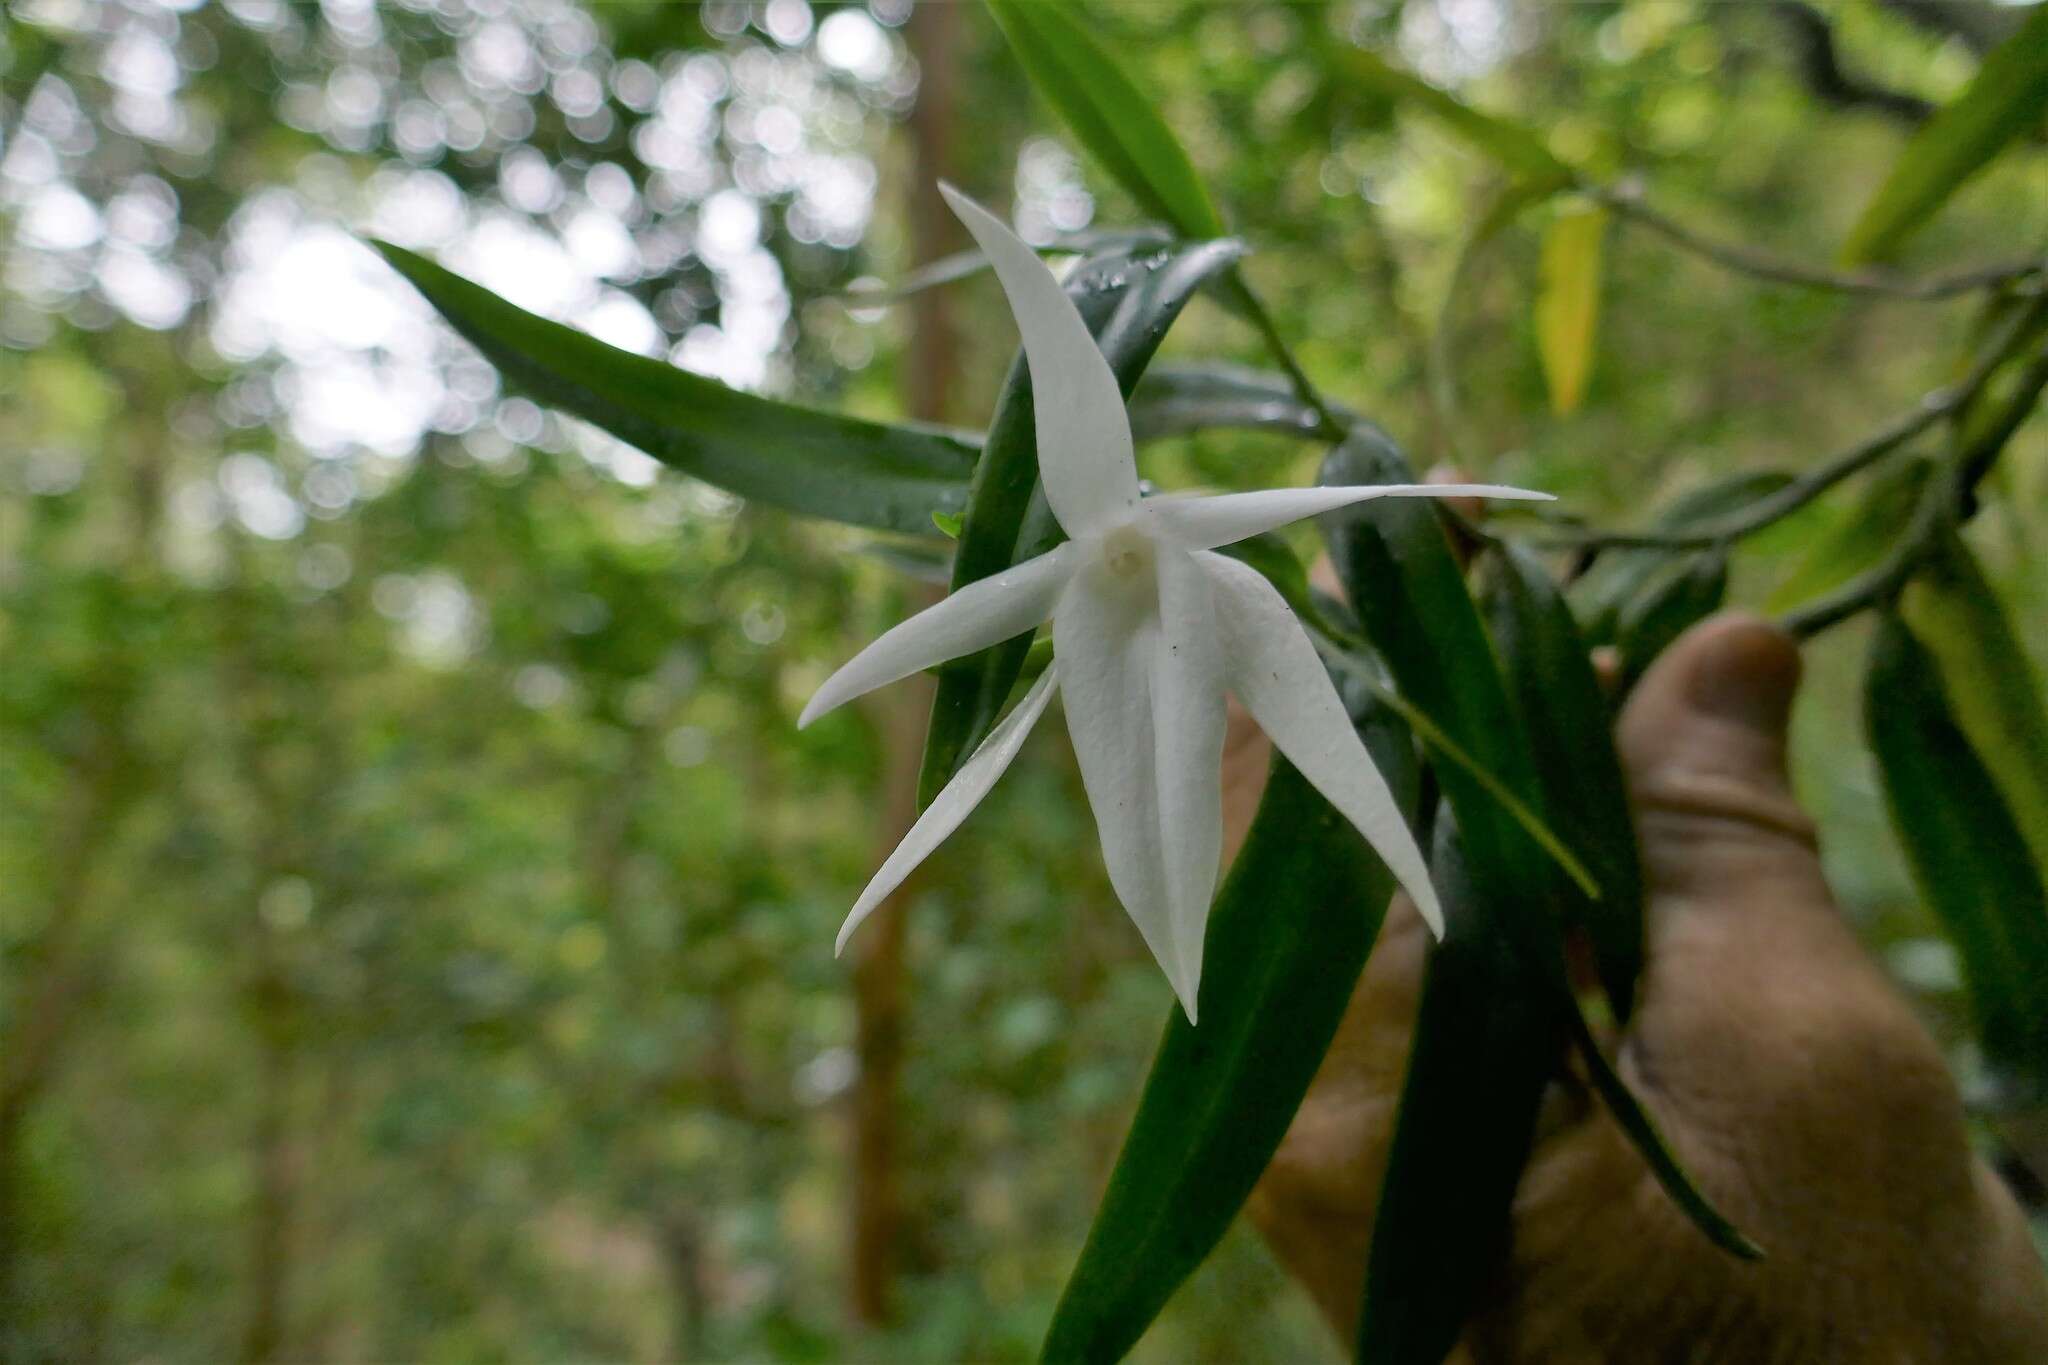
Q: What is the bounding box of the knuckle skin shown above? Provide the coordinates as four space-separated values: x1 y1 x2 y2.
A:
1469 871 2048 1364
1244 610 2048 1359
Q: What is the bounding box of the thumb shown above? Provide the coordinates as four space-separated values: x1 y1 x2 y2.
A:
1615 611 1820 909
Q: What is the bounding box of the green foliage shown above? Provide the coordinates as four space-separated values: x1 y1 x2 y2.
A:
1043 702 1415 1364
5 0 2047 1360
1571 472 1791 646
1612 549 1730 696
1320 433 1563 1365
985 0 1227 239
374 243 979 535
1867 613 2048 1099
1842 4 2048 263
1900 536 2048 895
1317 43 1568 183
1480 543 1643 1018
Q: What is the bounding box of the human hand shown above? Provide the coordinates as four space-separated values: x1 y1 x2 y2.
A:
1226 611 2048 1362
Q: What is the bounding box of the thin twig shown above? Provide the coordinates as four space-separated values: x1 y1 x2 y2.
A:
1537 293 2048 553
1782 341 2048 638
1594 182 2047 301
1227 271 1350 443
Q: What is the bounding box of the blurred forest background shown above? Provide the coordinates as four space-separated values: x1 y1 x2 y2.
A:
3 0 2045 1360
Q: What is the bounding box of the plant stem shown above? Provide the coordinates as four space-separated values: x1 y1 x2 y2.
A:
1781 341 2048 639
1593 182 2047 301
1539 292 2048 553
1228 270 1350 444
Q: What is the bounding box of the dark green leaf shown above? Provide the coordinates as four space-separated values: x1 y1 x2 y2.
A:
917 239 1246 804
1041 685 1418 1365
372 241 978 536
1319 431 1568 1365
1480 546 1755 1261
1842 4 2048 263
1867 612 2048 1099
1900 535 2048 884
1213 530 1312 609
1357 822 1561 1365
1127 364 1344 442
986 0 1226 240
1560 1006 1765 1260
1481 543 1644 1018
1613 549 1728 695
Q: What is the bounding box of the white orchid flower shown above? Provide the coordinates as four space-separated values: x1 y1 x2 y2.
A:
801 184 1550 1022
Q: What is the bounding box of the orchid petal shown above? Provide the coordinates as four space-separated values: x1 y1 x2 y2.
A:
939 183 1140 539
1200 551 1444 936
799 544 1075 728
1053 556 1204 1021
1143 483 1552 553
1150 547 1228 1011
834 667 1059 955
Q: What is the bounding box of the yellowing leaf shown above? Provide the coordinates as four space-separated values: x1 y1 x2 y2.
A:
1534 204 1609 416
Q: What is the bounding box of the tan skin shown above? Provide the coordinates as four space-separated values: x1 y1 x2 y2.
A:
1218 609 2048 1363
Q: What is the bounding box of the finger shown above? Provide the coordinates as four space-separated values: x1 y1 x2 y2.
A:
1615 613 1974 1241
1482 613 2032 1361
1615 611 1819 908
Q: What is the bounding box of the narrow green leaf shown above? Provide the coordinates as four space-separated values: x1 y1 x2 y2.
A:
1357 822 1561 1365
1867 613 2048 1098
1901 535 2048 879
1042 684 1418 1365
1482 543 1644 1018
1560 1006 1765 1260
1432 546 1758 1261
1319 431 1569 1365
1842 4 2048 263
1127 364 1343 442
918 238 1246 804
1613 549 1728 695
1361 685 1602 903
371 241 977 536
1534 203 1609 416
1954 290 2048 450
986 0 1226 240
1321 44 1568 182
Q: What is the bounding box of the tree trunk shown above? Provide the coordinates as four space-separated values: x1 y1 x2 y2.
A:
846 0 962 1326
238 987 296 1365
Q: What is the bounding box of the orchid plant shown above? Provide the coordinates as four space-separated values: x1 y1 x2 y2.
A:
800 186 1546 1021
372 0 2048 1352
